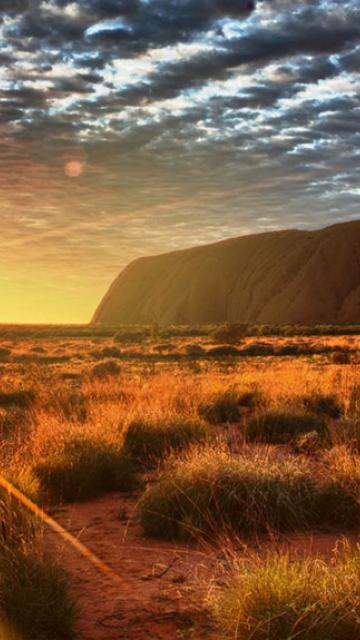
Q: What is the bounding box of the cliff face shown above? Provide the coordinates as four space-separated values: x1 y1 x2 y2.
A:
93 220 360 325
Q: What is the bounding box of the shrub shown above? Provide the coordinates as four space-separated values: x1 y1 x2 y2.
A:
302 393 342 419
199 389 266 424
123 418 210 468
0 390 36 409
332 350 351 364
0 543 76 640
246 411 328 444
0 347 11 360
34 438 137 502
185 344 205 357
211 552 360 640
140 448 360 539
242 342 275 356
91 359 120 379
92 346 122 359
207 345 239 357
212 323 248 344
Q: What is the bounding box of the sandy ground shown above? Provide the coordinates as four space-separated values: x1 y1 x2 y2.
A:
46 492 220 640
45 491 360 640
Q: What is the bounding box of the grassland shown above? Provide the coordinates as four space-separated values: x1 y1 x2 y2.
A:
1 324 360 638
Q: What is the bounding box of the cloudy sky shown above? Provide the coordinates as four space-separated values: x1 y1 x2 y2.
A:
1 0 359 322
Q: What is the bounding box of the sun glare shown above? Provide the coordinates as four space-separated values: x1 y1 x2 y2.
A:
64 160 85 178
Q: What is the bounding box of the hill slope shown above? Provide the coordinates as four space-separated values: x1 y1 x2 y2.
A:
93 220 360 325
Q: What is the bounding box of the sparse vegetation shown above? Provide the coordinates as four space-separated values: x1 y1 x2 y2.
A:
1 326 360 638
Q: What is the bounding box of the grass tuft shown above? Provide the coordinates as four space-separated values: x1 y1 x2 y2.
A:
246 411 328 444
123 418 210 468
140 447 360 540
199 388 266 424
210 551 360 640
34 437 137 502
301 392 342 418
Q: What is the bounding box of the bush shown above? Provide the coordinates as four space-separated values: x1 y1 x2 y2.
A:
246 411 328 444
185 344 205 357
140 448 360 540
302 393 342 419
212 323 248 344
0 544 76 640
91 359 120 379
92 346 122 359
332 350 351 364
207 345 239 357
242 342 275 356
123 418 210 468
34 437 137 502
0 390 36 409
0 347 11 360
211 552 360 640
199 389 266 424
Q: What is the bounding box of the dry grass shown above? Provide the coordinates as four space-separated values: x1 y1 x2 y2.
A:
0 330 360 637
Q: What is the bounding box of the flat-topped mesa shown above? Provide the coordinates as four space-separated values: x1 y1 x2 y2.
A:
93 220 360 325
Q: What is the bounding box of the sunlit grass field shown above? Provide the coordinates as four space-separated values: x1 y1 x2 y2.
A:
1 324 360 638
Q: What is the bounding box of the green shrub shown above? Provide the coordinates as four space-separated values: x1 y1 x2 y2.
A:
199 389 266 424
0 544 76 640
211 552 360 640
140 448 360 540
34 437 137 502
123 418 210 468
246 411 328 444
302 393 342 419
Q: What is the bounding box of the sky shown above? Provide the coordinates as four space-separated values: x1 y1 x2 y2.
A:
0 0 359 323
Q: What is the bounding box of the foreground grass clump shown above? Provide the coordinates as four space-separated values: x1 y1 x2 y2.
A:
0 489 75 639
34 437 136 502
211 552 360 640
0 544 76 640
199 388 266 424
140 447 360 539
246 411 328 444
123 418 210 468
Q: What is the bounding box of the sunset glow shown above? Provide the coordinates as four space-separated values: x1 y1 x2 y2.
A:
0 0 359 322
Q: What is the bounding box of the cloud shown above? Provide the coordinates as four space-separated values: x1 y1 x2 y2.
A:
0 0 359 321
